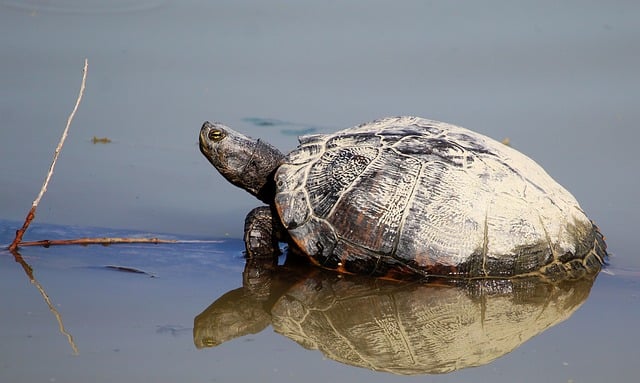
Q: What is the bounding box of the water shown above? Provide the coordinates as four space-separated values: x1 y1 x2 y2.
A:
1 1 639 381
1 220 638 382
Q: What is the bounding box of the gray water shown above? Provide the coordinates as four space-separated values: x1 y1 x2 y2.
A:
1 1 639 382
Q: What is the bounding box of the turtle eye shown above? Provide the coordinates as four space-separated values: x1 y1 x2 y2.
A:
208 129 226 142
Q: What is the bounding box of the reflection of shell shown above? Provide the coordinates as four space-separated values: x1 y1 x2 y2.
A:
194 263 597 375
272 274 594 374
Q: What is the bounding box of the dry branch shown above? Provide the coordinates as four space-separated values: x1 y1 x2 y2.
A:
8 59 88 251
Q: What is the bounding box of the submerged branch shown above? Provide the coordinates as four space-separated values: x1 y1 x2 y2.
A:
18 238 222 247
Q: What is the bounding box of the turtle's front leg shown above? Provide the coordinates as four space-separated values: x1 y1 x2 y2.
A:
244 206 282 258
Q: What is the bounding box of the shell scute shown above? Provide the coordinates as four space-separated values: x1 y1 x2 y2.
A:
306 146 379 218
298 134 326 145
286 142 324 165
325 148 421 254
275 162 308 192
274 189 310 229
332 240 382 275
325 132 381 149
393 136 475 168
288 217 338 267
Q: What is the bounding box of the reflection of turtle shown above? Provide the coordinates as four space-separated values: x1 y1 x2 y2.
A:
194 259 597 375
199 116 607 280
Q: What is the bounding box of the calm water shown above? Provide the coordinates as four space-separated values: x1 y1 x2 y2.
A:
1 1 639 381
1 220 639 382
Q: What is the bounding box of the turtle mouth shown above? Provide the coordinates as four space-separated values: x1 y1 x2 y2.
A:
199 123 214 159
198 135 210 158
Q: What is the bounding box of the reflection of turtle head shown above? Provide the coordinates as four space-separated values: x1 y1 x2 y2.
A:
194 261 598 375
193 287 270 348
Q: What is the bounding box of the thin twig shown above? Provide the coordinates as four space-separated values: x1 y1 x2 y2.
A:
18 238 222 247
8 58 89 252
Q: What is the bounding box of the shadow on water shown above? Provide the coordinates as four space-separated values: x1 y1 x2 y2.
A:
194 256 598 375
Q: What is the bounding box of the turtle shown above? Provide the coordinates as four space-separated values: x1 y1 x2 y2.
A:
199 116 607 280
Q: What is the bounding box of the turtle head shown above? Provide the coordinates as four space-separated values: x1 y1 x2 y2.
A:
200 121 284 203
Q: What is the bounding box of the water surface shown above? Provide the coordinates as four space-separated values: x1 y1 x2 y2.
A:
1 1 639 381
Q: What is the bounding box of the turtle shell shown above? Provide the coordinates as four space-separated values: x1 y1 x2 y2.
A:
274 116 606 279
